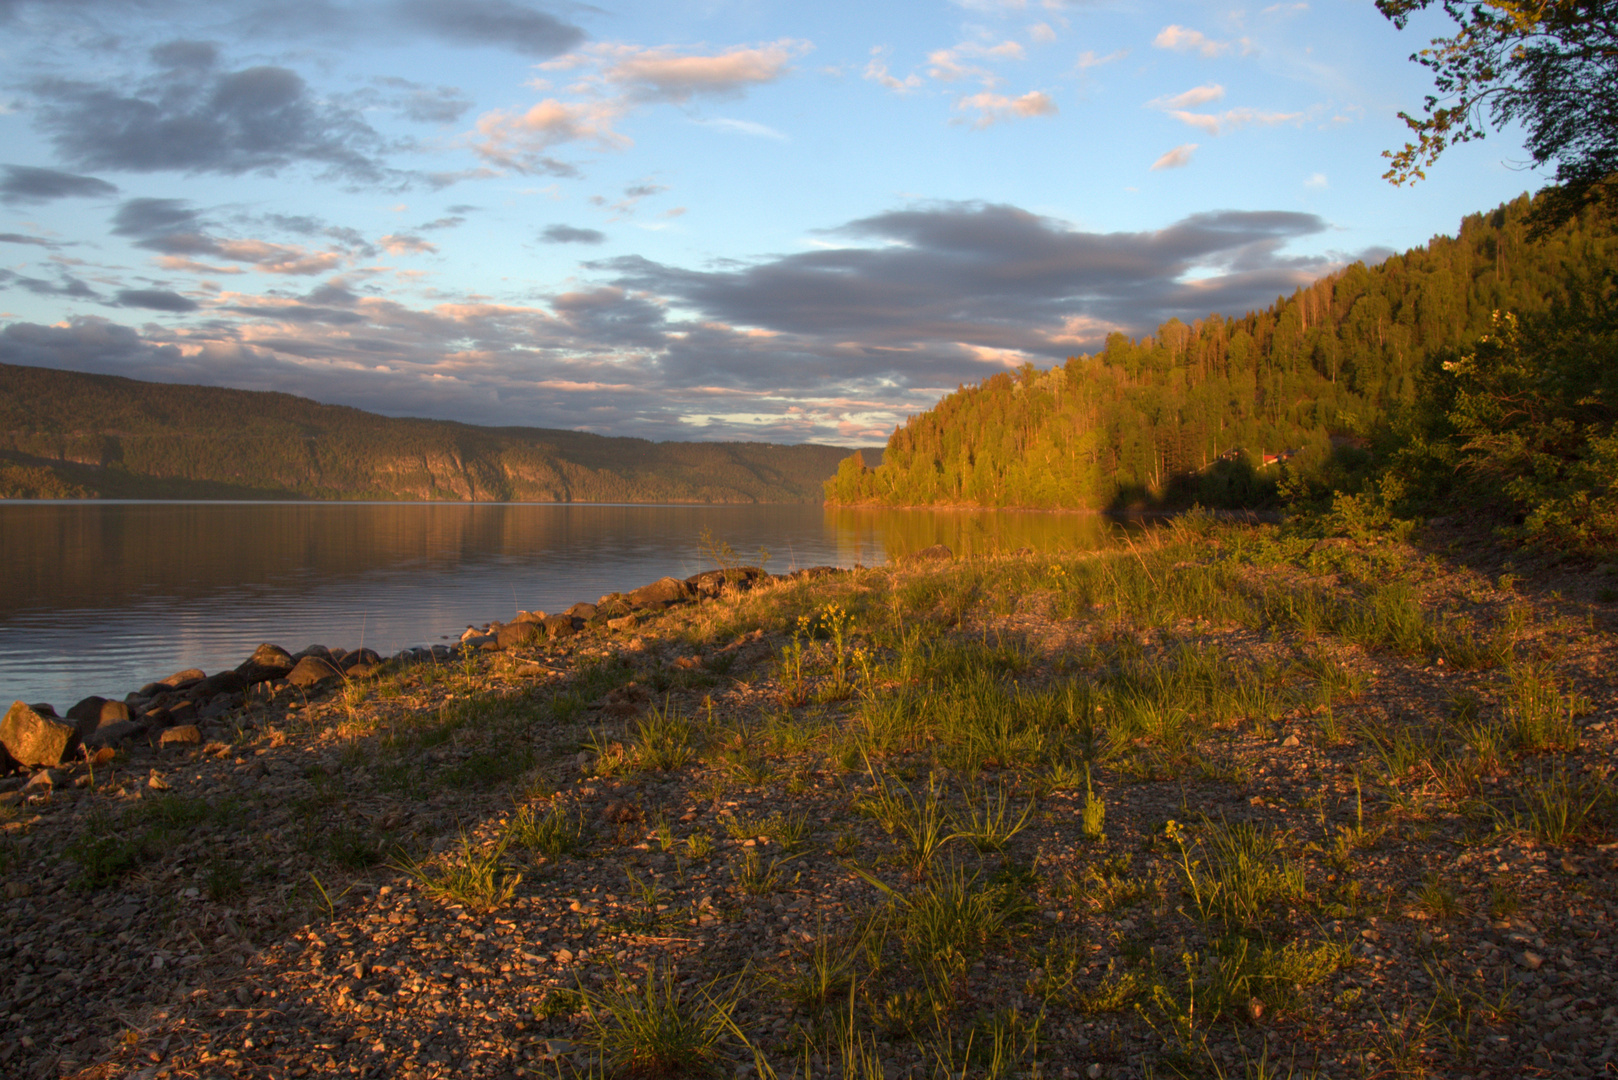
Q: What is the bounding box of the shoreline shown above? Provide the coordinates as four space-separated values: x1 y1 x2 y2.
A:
2 524 1614 1079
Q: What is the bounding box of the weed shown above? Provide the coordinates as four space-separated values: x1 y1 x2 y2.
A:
1503 664 1587 753
1074 958 1151 1012
1082 764 1106 842
1411 877 1461 920
855 769 956 877
506 801 589 860
576 963 743 1078
1168 817 1308 929
778 919 865 1014
1503 764 1612 844
732 847 796 895
634 700 700 771
951 781 1036 852
394 832 521 912
685 831 715 860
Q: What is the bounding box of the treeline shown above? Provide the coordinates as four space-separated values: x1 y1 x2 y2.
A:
0 366 867 503
826 193 1618 511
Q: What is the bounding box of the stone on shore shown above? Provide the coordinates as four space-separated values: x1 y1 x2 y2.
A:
564 602 598 621
542 614 579 640
2 701 78 767
236 643 295 683
83 719 144 750
287 656 343 689
159 725 202 748
911 543 953 561
496 622 542 649
161 668 207 691
626 576 695 610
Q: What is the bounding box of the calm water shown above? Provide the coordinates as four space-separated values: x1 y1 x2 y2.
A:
0 501 1131 710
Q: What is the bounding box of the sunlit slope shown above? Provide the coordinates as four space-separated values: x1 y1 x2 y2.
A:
0 366 867 502
826 194 1618 511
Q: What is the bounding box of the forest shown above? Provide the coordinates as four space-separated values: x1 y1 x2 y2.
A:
0 367 867 503
824 193 1618 516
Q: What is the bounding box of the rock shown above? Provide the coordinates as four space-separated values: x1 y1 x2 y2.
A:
161 668 207 691
911 543 953 561
1 701 79 767
96 701 133 727
513 610 546 625
291 645 333 663
84 720 144 750
338 648 382 672
597 595 632 617
66 696 108 729
688 567 766 598
159 725 202 748
607 614 639 632
497 622 542 650
236 644 295 683
515 663 544 677
564 602 598 620
190 670 247 701
167 699 198 725
24 769 55 791
137 681 166 698
1519 950 1544 971
286 656 343 689
543 613 579 640
625 576 695 610
148 770 170 791
1281 733 1301 747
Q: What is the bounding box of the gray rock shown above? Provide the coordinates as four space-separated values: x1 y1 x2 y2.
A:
292 645 333 663
513 610 546 624
287 656 342 689
160 668 207 691
543 613 580 640
339 648 382 672
235 643 295 683
497 622 542 649
66 696 108 729
1 701 79 768
188 670 246 700
84 720 144 750
626 576 695 610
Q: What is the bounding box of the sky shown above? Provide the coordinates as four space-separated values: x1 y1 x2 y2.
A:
0 0 1551 445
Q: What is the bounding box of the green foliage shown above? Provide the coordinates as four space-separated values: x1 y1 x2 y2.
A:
576 964 744 1078
827 194 1618 514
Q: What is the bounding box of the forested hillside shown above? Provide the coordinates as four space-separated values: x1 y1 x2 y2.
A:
0 366 866 502
826 194 1618 510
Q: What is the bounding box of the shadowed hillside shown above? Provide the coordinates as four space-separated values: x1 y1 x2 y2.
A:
0 364 876 502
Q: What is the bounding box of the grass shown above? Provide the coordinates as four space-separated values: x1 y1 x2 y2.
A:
1169 817 1309 929
576 964 743 1078
393 832 521 912
506 800 590 860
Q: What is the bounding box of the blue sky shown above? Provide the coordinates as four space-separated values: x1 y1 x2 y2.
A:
0 0 1548 444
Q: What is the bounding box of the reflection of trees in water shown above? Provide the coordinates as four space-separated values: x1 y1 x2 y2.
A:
824 507 1137 562
0 503 816 613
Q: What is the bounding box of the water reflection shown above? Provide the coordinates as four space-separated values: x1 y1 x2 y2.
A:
1 501 1138 709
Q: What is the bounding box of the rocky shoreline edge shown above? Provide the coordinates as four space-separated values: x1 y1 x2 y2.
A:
0 559 868 795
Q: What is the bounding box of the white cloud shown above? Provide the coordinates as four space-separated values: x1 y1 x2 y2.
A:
470 40 808 171
955 90 1058 128
1151 143 1198 169
379 234 437 255
1075 48 1128 70
695 117 789 140
1029 22 1057 44
1305 172 1328 188
1149 84 1225 110
864 47 923 93
1153 25 1230 57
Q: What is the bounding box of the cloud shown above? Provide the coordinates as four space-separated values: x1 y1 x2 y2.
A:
379 233 436 255
149 39 219 70
955 91 1057 128
366 78 476 124
1305 172 1327 188
470 39 810 172
864 47 923 93
0 269 99 299
695 117 788 140
112 197 358 274
392 0 584 57
1029 23 1057 44
1076 49 1127 70
1164 107 1303 136
0 200 1340 442
0 232 58 247
1151 143 1198 169
0 165 119 204
116 288 199 312
1149 85 1225 110
418 215 466 231
541 224 606 244
1153 25 1229 57
27 63 390 182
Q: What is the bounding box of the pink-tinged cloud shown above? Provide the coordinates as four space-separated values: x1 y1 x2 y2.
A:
1076 49 1128 70
1166 107 1305 136
1153 25 1229 57
473 97 629 169
864 47 923 93
379 233 438 255
1150 84 1225 110
598 40 808 102
1151 143 1198 169
955 90 1057 128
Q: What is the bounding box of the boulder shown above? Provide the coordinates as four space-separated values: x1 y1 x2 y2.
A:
596 595 632 618
687 566 766 599
235 643 295 683
626 576 695 610
96 701 132 727
286 656 342 689
911 544 953 561
496 622 542 649
1 702 79 768
67 696 108 727
513 610 546 625
84 720 144 750
564 602 598 621
188 670 246 701
292 645 333 663
607 614 639 632
161 668 207 690
543 613 579 640
158 725 202 748
339 648 382 672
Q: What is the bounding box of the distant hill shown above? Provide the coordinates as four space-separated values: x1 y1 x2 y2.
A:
825 193 1618 511
0 364 876 502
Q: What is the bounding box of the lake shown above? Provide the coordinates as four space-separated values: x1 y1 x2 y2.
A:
1 501 1133 711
